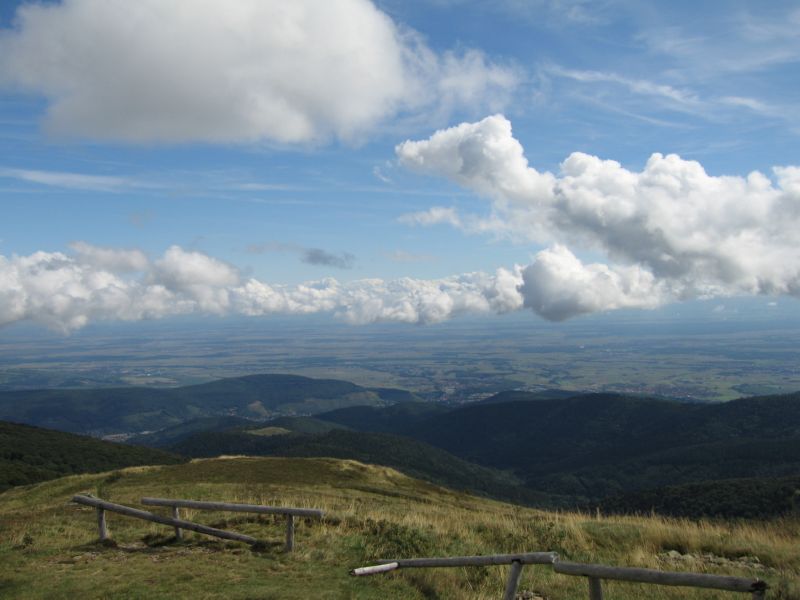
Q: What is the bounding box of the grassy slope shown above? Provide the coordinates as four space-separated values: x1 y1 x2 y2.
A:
0 421 184 492
169 428 553 506
0 457 798 599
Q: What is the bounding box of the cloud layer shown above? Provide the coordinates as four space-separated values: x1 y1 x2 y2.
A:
0 0 517 143
0 243 526 332
397 115 800 317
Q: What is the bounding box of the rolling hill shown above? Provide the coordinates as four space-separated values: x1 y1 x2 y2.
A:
169 427 554 506
313 401 449 434
0 457 796 599
0 374 418 436
4 375 799 518
127 416 257 448
129 415 350 448
317 391 800 504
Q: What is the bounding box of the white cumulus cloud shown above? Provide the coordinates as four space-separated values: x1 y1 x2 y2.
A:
520 245 664 321
397 114 800 318
69 241 149 272
0 0 518 144
0 244 529 332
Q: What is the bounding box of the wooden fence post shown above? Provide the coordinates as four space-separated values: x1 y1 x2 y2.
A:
285 515 295 552
502 560 524 600
96 507 108 541
172 506 183 540
588 576 604 600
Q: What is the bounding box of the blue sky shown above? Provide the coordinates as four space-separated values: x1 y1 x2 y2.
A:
0 0 798 332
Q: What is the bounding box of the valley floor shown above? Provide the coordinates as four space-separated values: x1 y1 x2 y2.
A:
0 457 797 599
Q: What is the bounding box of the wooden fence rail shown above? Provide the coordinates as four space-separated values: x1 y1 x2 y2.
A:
140 497 324 552
71 495 257 545
72 495 324 552
352 552 768 600
352 553 557 600
360 552 559 570
553 560 768 599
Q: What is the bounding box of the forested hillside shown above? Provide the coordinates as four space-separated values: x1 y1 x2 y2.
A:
0 374 417 435
317 391 800 505
0 421 183 491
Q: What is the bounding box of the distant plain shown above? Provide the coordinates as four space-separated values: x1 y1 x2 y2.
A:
2 303 799 402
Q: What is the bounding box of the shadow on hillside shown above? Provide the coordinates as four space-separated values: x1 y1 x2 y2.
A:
72 534 286 556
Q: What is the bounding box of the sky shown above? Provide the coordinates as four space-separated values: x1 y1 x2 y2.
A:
0 0 798 333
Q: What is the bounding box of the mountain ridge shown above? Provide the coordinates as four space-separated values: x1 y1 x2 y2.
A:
0 373 419 435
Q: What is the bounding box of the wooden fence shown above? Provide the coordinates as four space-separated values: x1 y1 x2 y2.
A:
72 495 323 552
141 497 324 552
353 553 557 600
70 495 769 597
352 552 768 599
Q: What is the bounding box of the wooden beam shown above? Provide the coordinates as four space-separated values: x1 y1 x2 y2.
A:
588 576 603 600
554 561 766 594
502 561 524 600
72 495 257 545
96 507 108 541
141 497 323 519
285 515 295 553
375 552 558 569
354 552 767 598
172 506 182 540
351 563 400 577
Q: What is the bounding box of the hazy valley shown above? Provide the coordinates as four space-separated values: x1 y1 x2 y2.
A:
3 310 800 402
3 370 799 520
2 331 799 598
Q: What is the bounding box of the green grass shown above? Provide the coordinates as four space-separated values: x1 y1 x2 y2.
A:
246 426 292 437
1 457 797 599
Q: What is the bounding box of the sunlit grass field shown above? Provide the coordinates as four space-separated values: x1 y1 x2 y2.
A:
1 457 797 599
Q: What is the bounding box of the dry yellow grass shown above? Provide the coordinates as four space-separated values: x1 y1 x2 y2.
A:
0 457 797 599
